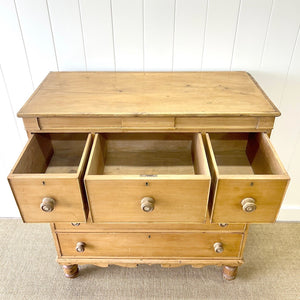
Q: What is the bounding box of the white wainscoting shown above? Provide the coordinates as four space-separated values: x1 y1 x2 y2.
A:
0 0 299 220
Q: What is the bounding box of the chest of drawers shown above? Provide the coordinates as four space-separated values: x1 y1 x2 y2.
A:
8 71 289 280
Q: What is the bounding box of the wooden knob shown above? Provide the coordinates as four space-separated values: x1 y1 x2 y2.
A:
40 197 55 212
241 197 256 212
141 197 155 212
214 242 224 253
76 242 86 252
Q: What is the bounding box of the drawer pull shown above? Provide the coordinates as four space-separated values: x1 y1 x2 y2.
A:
214 242 224 253
241 197 256 213
40 197 55 212
76 242 86 253
141 197 155 212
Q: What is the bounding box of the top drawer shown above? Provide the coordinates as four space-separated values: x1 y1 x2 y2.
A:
8 133 92 223
85 133 211 223
206 132 289 223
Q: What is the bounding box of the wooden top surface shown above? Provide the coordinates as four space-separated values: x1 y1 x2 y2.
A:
18 72 280 118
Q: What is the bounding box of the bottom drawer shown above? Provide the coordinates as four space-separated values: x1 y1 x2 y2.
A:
57 232 244 258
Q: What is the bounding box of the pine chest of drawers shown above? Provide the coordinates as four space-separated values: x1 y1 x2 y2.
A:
8 71 289 280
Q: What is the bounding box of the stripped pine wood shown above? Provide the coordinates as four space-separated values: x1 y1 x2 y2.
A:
57 232 244 258
17 72 280 118
206 133 290 223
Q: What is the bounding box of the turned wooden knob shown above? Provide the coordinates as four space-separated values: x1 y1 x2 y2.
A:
141 197 155 212
241 197 256 212
76 242 86 252
40 197 55 212
214 242 224 253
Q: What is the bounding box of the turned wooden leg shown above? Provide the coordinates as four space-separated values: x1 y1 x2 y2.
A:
222 265 238 281
62 264 79 278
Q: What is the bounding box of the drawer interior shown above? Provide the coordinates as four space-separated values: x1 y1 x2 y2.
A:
87 133 208 176
13 133 89 174
208 133 286 175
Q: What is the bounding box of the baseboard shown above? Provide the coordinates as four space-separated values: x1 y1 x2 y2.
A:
277 206 300 222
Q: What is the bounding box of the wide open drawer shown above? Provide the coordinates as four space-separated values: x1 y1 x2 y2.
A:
85 133 211 223
8 133 92 222
206 132 290 223
57 232 243 258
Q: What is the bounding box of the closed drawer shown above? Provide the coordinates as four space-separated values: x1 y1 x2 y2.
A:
57 232 243 258
206 133 290 223
85 133 211 223
8 133 92 222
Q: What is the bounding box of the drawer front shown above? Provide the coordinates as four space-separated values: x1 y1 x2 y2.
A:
85 133 211 223
85 178 210 223
9 177 87 222
57 232 243 258
8 133 92 222
211 179 288 223
206 132 290 223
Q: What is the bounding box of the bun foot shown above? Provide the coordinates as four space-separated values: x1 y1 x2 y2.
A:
222 265 238 281
62 264 79 278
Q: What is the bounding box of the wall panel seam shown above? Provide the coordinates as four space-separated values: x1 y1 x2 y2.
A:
78 0 87 71
171 0 177 72
200 0 209 70
278 24 300 109
142 0 145 72
0 66 22 141
13 0 34 90
230 0 242 71
259 0 274 69
46 0 59 71
110 0 117 72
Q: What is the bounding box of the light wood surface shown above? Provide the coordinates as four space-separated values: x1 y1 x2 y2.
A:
9 71 289 280
84 133 210 223
53 221 246 232
33 115 275 133
8 133 92 222
18 72 280 118
223 265 238 281
206 133 290 223
57 258 244 267
62 264 79 278
57 232 244 258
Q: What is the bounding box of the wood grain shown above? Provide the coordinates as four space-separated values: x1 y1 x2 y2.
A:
34 116 275 132
57 232 244 258
206 133 290 223
85 133 210 223
57 258 244 267
8 133 92 222
17 72 280 118
53 218 246 232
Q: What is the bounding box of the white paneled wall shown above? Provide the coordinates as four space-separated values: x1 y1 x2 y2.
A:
0 0 299 220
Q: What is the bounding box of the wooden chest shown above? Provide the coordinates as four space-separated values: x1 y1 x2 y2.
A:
8 72 289 280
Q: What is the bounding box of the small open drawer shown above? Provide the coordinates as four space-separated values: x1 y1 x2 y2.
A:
8 133 92 223
85 133 211 223
206 133 290 223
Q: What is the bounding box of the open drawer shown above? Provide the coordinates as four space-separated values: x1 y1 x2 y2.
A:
206 133 290 223
85 133 211 223
8 133 92 223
